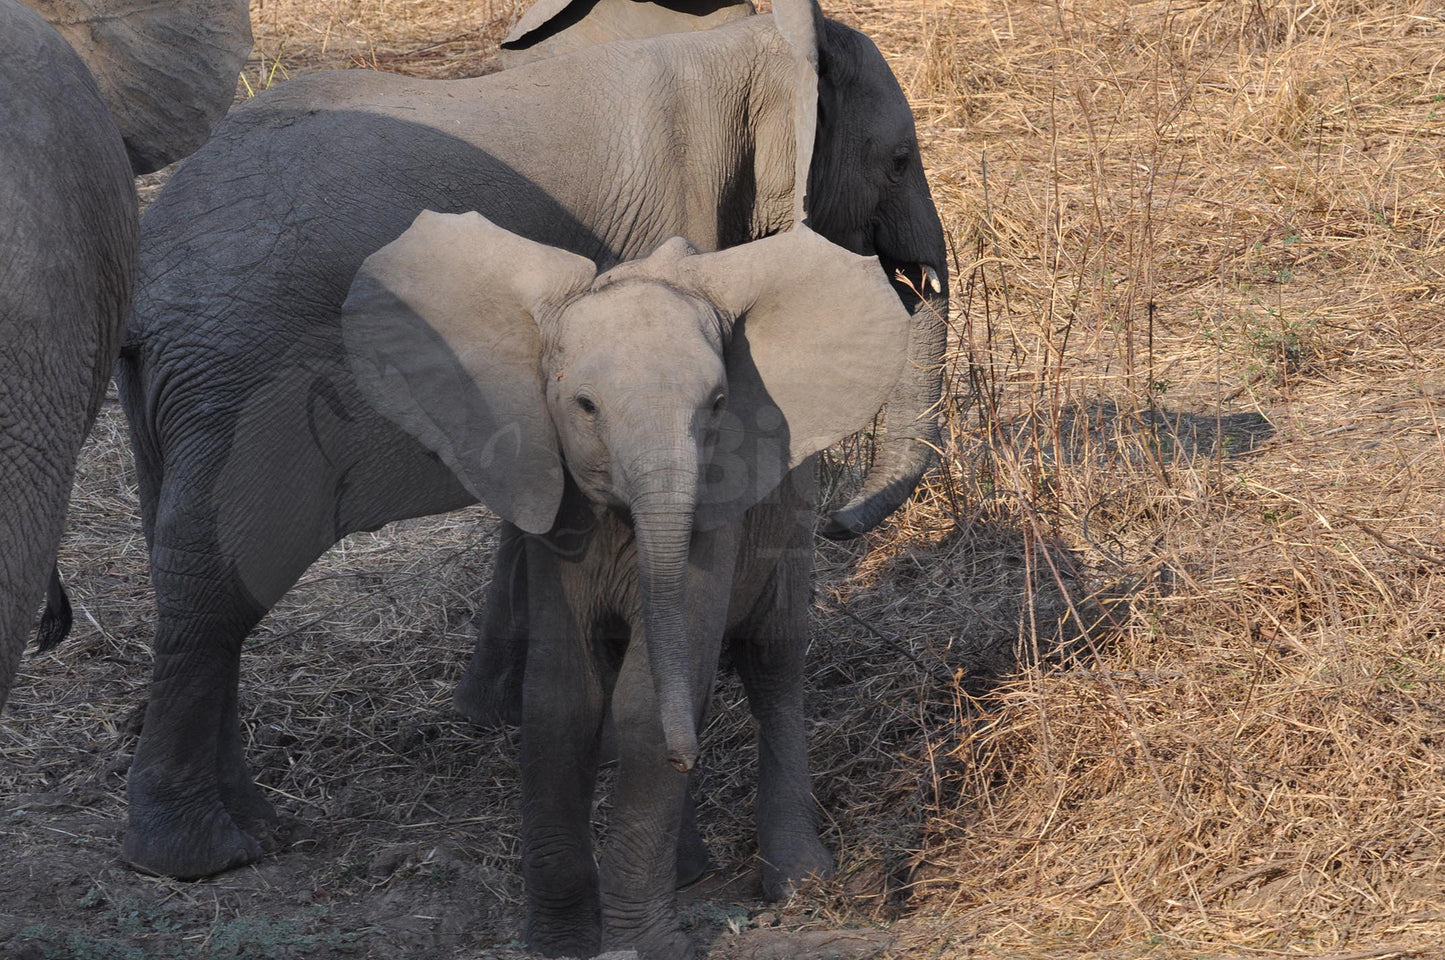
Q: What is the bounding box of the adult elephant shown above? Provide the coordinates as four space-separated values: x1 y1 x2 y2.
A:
117 0 949 879
0 0 250 713
498 0 756 67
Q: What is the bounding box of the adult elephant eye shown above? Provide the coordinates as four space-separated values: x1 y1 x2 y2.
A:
889 146 910 180
577 395 598 417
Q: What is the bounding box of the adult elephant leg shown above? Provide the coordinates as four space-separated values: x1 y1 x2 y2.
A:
216 652 277 840
124 408 337 878
123 532 271 878
453 521 527 727
521 542 604 958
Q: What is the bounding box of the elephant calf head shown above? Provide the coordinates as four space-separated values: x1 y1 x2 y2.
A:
341 209 910 768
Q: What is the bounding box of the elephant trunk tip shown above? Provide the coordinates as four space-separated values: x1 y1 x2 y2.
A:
822 471 920 540
668 748 697 775
662 705 698 774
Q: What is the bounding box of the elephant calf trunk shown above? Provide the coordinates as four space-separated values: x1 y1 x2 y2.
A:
629 480 703 776
662 704 699 773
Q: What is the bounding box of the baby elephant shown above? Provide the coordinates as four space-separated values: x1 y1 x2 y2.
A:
341 211 910 959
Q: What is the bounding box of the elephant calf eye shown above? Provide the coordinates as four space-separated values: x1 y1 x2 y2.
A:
890 147 911 177
711 394 726 416
576 395 598 416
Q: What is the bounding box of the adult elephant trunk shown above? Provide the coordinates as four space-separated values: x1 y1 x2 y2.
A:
823 173 951 539
628 458 702 774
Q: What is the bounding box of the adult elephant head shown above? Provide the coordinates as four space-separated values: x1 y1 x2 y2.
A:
0 0 249 712
499 0 755 68
25 0 252 173
776 0 950 537
498 0 949 536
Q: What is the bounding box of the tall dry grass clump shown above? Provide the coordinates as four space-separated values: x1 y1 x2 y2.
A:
816 0 1445 955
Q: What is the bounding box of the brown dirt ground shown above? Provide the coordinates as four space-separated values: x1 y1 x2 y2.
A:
3 0 1443 958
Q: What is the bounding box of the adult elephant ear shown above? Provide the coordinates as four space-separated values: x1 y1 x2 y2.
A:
341 211 597 535
673 228 910 530
27 0 252 174
500 0 755 67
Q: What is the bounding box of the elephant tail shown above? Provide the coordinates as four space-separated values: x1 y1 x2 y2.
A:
34 565 74 653
115 341 163 547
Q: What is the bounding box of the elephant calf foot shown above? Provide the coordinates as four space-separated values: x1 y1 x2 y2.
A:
761 834 834 902
603 914 696 960
123 793 268 879
676 818 712 889
452 668 522 728
524 914 601 960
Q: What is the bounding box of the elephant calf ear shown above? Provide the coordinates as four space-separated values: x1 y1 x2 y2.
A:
342 211 597 535
31 0 252 173
683 228 913 530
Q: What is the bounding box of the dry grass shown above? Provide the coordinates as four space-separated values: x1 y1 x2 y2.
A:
5 0 1445 957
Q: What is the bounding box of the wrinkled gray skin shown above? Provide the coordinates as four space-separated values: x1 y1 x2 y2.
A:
0 0 248 713
117 0 948 881
341 211 912 959
499 0 755 68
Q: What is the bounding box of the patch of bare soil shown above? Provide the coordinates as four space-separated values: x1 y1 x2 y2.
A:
1 390 1077 956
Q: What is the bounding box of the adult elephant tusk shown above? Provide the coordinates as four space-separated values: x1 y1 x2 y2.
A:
923 264 942 295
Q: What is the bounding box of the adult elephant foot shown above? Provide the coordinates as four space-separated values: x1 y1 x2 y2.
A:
216 766 280 846
122 784 267 879
124 717 279 878
760 832 834 902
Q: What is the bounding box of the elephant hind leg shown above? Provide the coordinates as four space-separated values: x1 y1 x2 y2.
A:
125 454 332 878
123 546 269 879
675 784 713 889
124 535 310 878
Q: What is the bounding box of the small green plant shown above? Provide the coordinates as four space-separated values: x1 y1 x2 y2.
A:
1243 309 1319 374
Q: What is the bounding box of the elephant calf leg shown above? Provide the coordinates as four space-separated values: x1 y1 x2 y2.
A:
733 618 833 900
454 523 527 727
675 785 712 888
600 731 694 960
